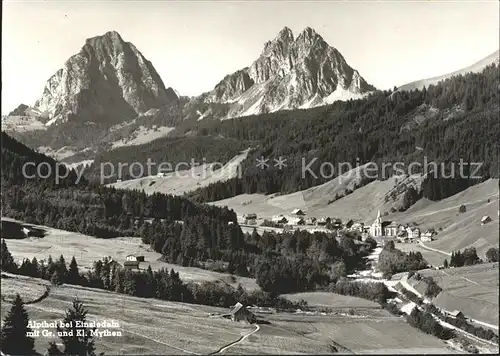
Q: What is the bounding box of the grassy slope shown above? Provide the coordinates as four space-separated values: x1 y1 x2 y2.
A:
1 218 259 291
226 313 457 355
284 292 380 309
108 148 249 195
1 274 456 355
409 263 499 326
210 169 423 222
387 178 499 257
212 177 498 260
0 274 253 355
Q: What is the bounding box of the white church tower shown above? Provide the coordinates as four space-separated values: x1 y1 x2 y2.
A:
370 210 383 237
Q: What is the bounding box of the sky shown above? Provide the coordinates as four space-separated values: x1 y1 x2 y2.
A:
2 0 499 114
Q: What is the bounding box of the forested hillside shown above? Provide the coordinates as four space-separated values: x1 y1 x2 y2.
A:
1 133 373 293
83 135 251 182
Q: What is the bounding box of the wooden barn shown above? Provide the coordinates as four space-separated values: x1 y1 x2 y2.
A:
124 260 139 270
230 302 256 324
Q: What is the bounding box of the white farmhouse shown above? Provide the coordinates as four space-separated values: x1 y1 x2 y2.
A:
126 255 138 262
406 226 420 240
271 215 288 224
420 230 436 242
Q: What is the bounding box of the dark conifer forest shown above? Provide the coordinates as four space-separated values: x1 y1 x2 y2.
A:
185 64 498 202
1 132 375 293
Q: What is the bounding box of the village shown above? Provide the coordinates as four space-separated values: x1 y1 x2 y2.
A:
241 208 443 244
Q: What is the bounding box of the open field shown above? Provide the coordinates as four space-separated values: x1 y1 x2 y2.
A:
409 263 499 326
224 312 457 354
1 274 457 355
110 125 175 149
210 169 423 223
108 148 249 195
1 217 259 291
0 274 254 355
387 179 499 258
397 242 448 267
284 292 380 309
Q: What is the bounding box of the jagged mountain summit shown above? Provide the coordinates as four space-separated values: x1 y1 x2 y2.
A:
196 26 375 119
1 30 182 162
18 30 178 127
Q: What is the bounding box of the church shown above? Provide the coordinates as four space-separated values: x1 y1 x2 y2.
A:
370 210 398 238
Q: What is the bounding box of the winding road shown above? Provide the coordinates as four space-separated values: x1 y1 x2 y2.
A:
210 324 260 354
417 241 451 257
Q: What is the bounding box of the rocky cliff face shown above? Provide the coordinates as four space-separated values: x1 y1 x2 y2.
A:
200 27 375 119
33 31 177 126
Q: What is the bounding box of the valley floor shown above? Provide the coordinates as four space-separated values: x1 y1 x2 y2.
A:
1 217 259 291
1 274 458 355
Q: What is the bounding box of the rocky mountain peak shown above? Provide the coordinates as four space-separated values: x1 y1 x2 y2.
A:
200 26 375 118
31 30 177 126
276 26 294 42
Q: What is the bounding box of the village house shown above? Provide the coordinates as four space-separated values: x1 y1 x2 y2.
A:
243 213 257 225
351 222 364 232
316 217 331 226
229 302 256 323
244 213 257 220
126 254 144 262
124 260 139 270
369 210 398 238
406 226 421 240
344 219 354 229
305 217 316 225
271 215 288 224
291 208 306 216
444 310 465 320
481 216 492 225
287 217 305 225
126 255 138 262
331 218 343 229
421 230 437 242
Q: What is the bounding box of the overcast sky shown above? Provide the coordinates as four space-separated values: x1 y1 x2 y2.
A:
2 0 499 114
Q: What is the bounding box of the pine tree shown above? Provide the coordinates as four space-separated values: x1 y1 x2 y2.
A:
57 255 68 280
443 259 448 269
56 298 96 356
67 256 80 285
47 341 63 355
0 294 36 355
51 269 64 286
1 239 17 273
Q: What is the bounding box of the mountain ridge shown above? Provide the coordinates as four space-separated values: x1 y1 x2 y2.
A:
397 50 499 92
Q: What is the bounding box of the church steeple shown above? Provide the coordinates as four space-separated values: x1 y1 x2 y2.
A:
374 209 382 225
